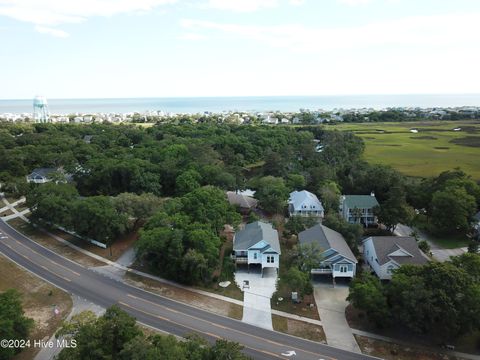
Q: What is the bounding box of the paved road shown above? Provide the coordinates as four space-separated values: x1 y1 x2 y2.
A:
395 223 468 262
0 219 376 360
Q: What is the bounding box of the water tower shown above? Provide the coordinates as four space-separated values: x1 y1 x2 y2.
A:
33 95 50 123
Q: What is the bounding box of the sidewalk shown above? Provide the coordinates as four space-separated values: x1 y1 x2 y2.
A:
0 196 30 221
2 213 323 327
34 295 105 360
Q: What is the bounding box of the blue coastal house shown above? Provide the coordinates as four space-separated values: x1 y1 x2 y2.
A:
299 224 357 279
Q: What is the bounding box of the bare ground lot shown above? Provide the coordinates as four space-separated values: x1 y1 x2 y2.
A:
50 226 138 262
347 305 480 356
355 335 463 360
272 314 326 343
6 218 106 267
0 254 72 360
125 272 244 320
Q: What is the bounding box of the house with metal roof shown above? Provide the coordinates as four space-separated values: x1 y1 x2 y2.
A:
288 190 324 218
298 224 357 279
232 221 281 276
339 193 379 226
363 236 429 280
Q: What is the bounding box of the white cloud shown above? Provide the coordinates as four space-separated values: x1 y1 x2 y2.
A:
181 13 480 53
0 0 176 36
34 25 69 38
289 0 304 5
203 0 278 12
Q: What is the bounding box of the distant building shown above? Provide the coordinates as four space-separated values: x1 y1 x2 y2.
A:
226 191 258 214
26 168 57 184
299 224 357 279
363 236 429 280
232 221 281 276
288 190 324 218
339 193 379 226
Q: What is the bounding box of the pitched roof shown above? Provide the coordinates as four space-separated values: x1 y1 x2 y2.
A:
29 168 57 178
233 221 281 254
289 190 324 211
343 195 379 209
298 224 357 263
364 236 429 266
226 191 258 209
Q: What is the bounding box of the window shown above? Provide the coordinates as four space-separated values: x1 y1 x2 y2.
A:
267 256 274 263
387 265 395 274
253 253 257 260
339 265 348 273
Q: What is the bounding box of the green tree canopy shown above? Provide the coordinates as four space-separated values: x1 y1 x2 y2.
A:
254 176 289 214
0 289 34 360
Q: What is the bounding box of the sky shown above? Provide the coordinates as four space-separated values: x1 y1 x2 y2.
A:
1 0 480 99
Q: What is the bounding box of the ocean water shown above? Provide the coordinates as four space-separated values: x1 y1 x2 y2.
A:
1 94 480 114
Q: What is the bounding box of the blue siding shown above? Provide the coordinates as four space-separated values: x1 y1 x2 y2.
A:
334 263 353 271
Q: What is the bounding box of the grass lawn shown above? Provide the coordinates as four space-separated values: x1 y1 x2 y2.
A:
0 208 14 217
272 315 326 343
14 204 29 212
328 120 480 180
196 282 243 301
413 217 471 249
426 233 471 249
0 254 72 360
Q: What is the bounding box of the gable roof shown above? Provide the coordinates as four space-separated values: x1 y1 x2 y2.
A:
342 195 379 209
298 224 357 263
364 236 429 266
226 191 258 209
289 190 324 211
233 221 281 254
29 168 57 178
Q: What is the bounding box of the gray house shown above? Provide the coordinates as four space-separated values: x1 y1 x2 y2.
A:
363 236 429 280
339 193 379 226
232 221 281 276
26 168 57 184
299 224 357 279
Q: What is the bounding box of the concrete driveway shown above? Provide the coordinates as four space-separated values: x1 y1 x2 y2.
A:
313 279 361 353
235 267 278 330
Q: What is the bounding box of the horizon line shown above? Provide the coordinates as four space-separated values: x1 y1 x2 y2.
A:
2 92 480 102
